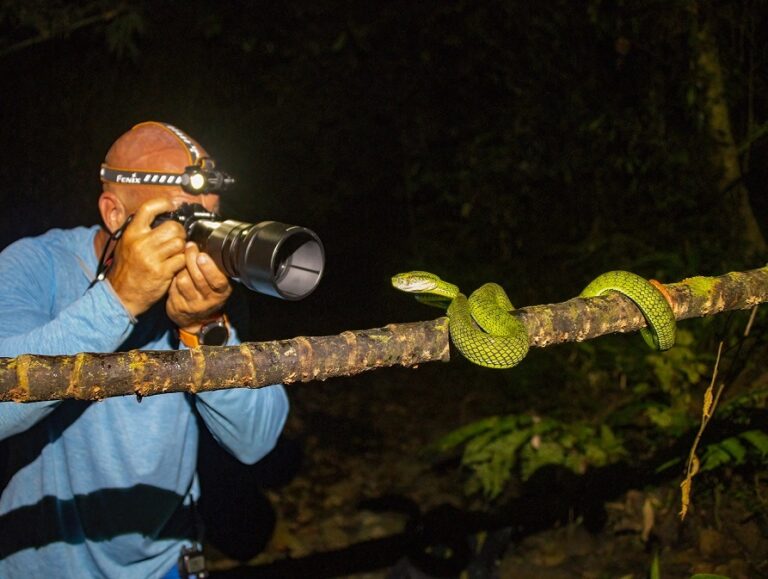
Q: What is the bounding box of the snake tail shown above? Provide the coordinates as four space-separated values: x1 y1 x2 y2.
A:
580 270 676 351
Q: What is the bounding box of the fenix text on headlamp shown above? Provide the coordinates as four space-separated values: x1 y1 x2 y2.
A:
100 158 235 195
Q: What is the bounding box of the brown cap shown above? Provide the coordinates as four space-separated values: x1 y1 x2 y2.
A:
103 121 208 174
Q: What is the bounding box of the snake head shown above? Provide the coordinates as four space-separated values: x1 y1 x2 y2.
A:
392 271 460 302
391 271 442 294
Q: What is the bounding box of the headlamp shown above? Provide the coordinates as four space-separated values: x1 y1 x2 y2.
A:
100 158 235 194
99 122 235 194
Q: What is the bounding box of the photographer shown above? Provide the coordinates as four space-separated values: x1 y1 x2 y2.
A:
0 122 289 578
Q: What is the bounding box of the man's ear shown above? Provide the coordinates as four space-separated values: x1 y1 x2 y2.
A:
98 191 127 234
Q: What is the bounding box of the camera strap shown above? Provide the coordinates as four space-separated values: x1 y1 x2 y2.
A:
87 215 134 291
177 492 208 578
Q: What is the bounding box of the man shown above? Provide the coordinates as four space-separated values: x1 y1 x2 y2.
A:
0 122 289 578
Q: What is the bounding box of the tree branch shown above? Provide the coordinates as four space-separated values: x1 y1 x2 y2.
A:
1 266 767 403
0 318 450 403
0 7 123 59
520 266 768 347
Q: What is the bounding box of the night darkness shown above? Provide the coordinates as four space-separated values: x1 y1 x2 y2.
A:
3 1 768 577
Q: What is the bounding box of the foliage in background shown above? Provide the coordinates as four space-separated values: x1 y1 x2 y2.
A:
404 0 768 497
699 429 768 472
439 308 768 501
435 413 626 499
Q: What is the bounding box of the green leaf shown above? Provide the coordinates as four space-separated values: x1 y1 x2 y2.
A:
720 437 747 464
435 416 500 451
650 551 660 579
655 456 682 474
647 405 675 429
331 31 347 52
105 10 144 59
520 441 565 480
739 430 768 457
701 444 733 472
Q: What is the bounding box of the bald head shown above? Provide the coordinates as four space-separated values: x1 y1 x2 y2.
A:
104 121 208 179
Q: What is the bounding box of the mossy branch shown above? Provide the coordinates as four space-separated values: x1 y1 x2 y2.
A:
519 266 768 348
1 266 767 403
0 319 450 403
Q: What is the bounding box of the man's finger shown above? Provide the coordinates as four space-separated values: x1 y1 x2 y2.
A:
148 222 187 257
130 197 180 231
171 270 198 302
183 243 210 294
196 252 231 293
162 253 187 278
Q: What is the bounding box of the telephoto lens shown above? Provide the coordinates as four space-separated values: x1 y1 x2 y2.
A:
155 203 324 300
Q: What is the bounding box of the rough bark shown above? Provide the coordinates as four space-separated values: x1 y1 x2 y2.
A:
0 319 450 403
1 266 768 403
520 266 768 348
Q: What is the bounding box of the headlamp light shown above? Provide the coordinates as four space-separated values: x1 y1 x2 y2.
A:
187 170 207 192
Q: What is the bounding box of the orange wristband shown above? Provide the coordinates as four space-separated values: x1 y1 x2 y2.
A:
178 314 230 347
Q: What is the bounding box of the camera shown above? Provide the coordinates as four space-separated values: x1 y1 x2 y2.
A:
153 203 324 300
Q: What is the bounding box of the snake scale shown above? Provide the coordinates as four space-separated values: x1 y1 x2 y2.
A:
392 270 676 369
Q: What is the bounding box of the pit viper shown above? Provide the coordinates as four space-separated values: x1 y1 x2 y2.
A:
391 270 676 369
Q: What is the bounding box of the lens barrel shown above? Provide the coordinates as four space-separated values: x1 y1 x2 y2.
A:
187 219 324 300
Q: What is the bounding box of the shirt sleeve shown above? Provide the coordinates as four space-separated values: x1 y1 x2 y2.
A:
0 238 136 441
193 326 289 465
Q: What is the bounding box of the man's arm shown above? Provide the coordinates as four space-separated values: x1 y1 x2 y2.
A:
195 369 290 465
0 198 190 441
0 237 136 440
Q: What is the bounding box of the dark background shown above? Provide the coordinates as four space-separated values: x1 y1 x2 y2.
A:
3 1 767 342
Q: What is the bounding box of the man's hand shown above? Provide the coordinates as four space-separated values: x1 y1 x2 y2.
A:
108 198 187 318
166 241 232 333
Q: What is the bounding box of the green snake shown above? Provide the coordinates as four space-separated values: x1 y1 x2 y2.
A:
391 270 676 369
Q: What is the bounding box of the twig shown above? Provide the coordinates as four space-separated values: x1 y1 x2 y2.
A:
679 342 726 520
744 304 759 337
0 7 122 58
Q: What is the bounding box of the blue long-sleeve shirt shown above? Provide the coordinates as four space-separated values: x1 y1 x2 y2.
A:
0 225 289 578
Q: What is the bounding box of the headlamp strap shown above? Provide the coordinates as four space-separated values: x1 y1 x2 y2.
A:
100 165 188 187
159 122 201 165
99 122 205 188
99 123 234 194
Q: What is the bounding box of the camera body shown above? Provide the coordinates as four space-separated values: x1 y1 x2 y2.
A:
153 203 324 300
